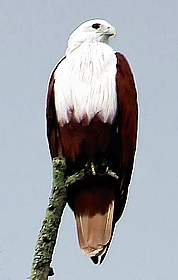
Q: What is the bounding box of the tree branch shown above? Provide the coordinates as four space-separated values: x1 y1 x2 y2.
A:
30 157 67 280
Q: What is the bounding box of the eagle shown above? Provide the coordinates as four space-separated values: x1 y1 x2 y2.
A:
46 19 138 264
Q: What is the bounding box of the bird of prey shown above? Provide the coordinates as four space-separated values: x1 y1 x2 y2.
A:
46 19 138 264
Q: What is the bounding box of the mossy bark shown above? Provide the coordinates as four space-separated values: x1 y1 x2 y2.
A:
30 157 67 280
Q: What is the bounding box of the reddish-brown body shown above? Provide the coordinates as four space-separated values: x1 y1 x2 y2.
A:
46 52 138 263
60 119 111 161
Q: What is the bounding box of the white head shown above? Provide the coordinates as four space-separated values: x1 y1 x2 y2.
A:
66 19 116 55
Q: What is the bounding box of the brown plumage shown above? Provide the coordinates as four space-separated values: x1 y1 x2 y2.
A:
74 185 115 258
46 46 138 263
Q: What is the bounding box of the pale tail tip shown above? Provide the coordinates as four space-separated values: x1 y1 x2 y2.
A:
82 244 107 258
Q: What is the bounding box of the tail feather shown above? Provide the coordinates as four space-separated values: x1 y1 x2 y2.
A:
73 185 115 259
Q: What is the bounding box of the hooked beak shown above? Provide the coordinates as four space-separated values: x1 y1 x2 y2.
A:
105 25 116 37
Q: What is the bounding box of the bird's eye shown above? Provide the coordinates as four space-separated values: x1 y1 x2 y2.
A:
92 23 101 29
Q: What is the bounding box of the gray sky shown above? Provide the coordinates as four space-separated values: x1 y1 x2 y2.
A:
0 1 178 279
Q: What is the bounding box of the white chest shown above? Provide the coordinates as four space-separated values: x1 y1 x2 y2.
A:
54 42 117 126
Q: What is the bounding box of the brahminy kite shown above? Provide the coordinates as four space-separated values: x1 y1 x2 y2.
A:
46 19 138 264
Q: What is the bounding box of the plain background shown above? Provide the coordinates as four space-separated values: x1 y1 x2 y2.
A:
0 1 178 279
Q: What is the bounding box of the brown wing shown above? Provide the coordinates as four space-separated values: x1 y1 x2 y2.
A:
99 52 138 264
46 57 65 158
114 52 138 222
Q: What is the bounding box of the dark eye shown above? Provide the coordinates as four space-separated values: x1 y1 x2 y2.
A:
92 23 100 29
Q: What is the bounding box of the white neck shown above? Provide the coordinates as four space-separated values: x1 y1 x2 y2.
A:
66 34 110 56
54 42 117 126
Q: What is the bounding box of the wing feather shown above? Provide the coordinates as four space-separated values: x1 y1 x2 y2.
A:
46 58 65 158
114 52 138 222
